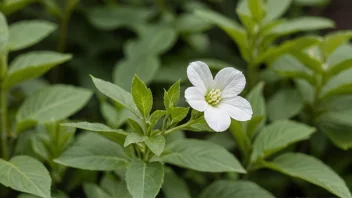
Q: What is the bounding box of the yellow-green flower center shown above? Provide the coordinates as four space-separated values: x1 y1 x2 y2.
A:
205 89 222 106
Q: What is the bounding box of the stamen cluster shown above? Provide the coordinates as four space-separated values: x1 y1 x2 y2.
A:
205 89 221 106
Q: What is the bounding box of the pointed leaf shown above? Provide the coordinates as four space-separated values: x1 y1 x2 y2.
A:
161 139 245 173
55 133 129 171
124 133 148 147
113 57 160 91
0 156 51 198
251 120 315 162
9 20 57 51
267 88 304 121
262 153 352 198
145 135 165 156
322 30 352 57
4 51 71 88
194 10 249 61
87 6 153 30
132 75 153 118
264 0 292 23
0 12 9 55
170 107 189 125
61 121 127 145
149 110 166 128
100 174 131 198
91 76 140 116
269 17 334 36
200 180 274 198
255 36 321 65
125 160 164 198
83 183 113 198
243 82 266 136
248 0 265 22
162 167 191 198
17 85 92 131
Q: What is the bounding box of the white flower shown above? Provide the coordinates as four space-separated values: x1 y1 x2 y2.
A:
185 61 253 132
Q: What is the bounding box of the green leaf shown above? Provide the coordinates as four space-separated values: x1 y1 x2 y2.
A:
269 17 334 36
132 75 153 118
194 10 249 61
0 156 51 198
91 76 140 116
83 183 113 198
320 72 352 101
0 12 9 55
271 55 315 84
124 133 148 147
55 133 129 171
183 33 210 53
166 80 181 108
264 0 292 23
161 139 245 173
248 0 265 22
326 58 352 81
149 110 166 128
8 20 57 51
255 36 321 65
262 153 352 198
113 56 160 91
162 167 191 198
243 82 266 137
200 180 274 198
327 44 352 67
128 118 144 135
125 25 177 57
267 88 304 121
100 174 131 198
184 116 214 132
170 107 189 125
17 85 92 131
125 160 164 198
145 135 165 156
295 79 315 104
322 30 352 57
319 114 352 150
2 0 36 15
87 6 153 30
4 51 71 88
100 102 131 128
176 13 211 33
291 50 323 73
61 121 127 145
236 11 256 35
251 120 315 162
229 120 251 156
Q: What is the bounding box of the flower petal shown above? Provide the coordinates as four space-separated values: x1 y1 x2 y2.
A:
219 96 253 121
214 67 245 98
204 106 231 132
187 61 214 92
185 86 208 112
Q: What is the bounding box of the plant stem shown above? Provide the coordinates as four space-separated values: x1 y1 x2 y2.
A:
0 86 9 160
247 63 257 91
57 14 69 53
164 122 192 135
0 53 8 160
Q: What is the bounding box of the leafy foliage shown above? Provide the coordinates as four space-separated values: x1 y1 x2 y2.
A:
0 0 352 198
